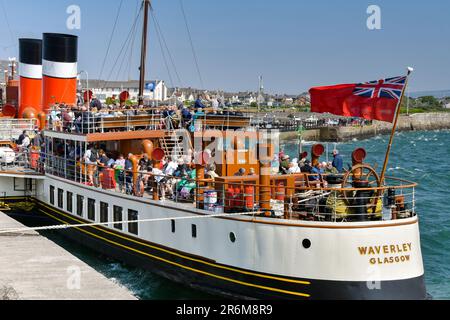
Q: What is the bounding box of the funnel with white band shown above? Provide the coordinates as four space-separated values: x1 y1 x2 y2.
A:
42 33 78 111
19 38 42 118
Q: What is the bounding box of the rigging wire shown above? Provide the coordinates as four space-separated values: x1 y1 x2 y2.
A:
104 5 143 85
151 9 183 87
114 8 141 82
127 0 141 81
0 211 257 235
0 0 16 56
98 0 124 83
151 10 174 88
179 0 204 89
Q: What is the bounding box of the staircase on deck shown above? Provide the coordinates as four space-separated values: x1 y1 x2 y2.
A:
158 117 193 160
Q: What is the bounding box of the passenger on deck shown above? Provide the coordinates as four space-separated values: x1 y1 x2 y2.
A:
332 150 343 173
50 106 62 131
206 164 219 180
211 96 219 113
113 154 126 192
124 153 134 195
176 164 196 201
138 153 152 190
234 168 246 176
325 161 338 174
19 132 31 154
288 158 301 174
310 163 321 182
163 157 179 199
151 166 166 200
194 94 206 110
96 150 109 188
84 145 99 186
17 130 26 145
300 159 313 174
279 155 290 175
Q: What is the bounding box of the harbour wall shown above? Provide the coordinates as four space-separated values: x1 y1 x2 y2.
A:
279 113 450 142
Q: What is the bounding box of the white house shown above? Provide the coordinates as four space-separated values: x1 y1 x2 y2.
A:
87 80 168 103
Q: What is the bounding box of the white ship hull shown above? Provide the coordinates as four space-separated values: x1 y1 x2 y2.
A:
0 174 427 299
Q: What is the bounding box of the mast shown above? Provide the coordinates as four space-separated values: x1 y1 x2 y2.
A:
138 0 151 106
379 67 414 185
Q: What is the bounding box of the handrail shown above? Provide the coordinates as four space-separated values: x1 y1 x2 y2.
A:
36 152 417 222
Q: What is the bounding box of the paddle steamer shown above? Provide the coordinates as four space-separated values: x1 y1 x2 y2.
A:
0 0 426 299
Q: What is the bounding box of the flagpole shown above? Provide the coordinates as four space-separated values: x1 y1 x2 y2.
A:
379 67 414 185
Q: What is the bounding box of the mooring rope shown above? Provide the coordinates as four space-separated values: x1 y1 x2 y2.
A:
0 211 260 235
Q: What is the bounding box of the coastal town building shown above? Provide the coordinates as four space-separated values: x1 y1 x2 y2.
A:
87 79 168 103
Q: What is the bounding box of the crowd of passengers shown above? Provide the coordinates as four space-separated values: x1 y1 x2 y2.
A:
275 149 344 181
47 94 245 134
46 142 225 201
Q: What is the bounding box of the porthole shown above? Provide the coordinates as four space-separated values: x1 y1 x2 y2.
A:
302 239 311 249
229 232 236 243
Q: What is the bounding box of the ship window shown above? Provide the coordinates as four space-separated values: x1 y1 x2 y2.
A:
88 198 96 221
302 239 311 249
113 206 123 230
100 202 108 223
171 220 175 233
66 191 73 213
191 224 197 238
128 209 138 235
49 185 55 205
229 232 236 243
57 188 64 209
77 195 84 216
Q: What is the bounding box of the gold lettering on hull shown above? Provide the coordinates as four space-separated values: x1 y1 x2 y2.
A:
358 243 412 265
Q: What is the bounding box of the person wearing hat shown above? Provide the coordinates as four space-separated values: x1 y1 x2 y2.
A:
298 158 306 170
332 149 343 173
206 164 219 180
288 158 301 174
279 154 290 175
325 161 338 174
301 159 313 174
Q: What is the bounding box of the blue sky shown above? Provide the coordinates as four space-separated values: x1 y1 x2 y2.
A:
0 0 449 94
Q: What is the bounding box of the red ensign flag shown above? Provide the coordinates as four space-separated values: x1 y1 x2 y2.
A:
309 76 406 123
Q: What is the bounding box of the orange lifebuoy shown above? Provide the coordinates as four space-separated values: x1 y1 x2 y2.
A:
233 186 243 208
225 187 235 212
275 182 285 201
244 185 254 210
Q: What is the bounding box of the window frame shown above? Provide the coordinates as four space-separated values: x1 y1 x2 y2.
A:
57 188 64 209
76 195 84 217
66 191 73 213
128 209 138 235
87 198 96 221
49 185 55 205
191 224 197 238
113 206 123 230
100 202 109 223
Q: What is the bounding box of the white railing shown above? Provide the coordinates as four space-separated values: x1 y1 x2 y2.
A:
0 119 37 141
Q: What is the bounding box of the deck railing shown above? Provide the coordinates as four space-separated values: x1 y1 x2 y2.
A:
37 152 417 223
46 111 165 134
0 119 37 140
0 148 43 174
